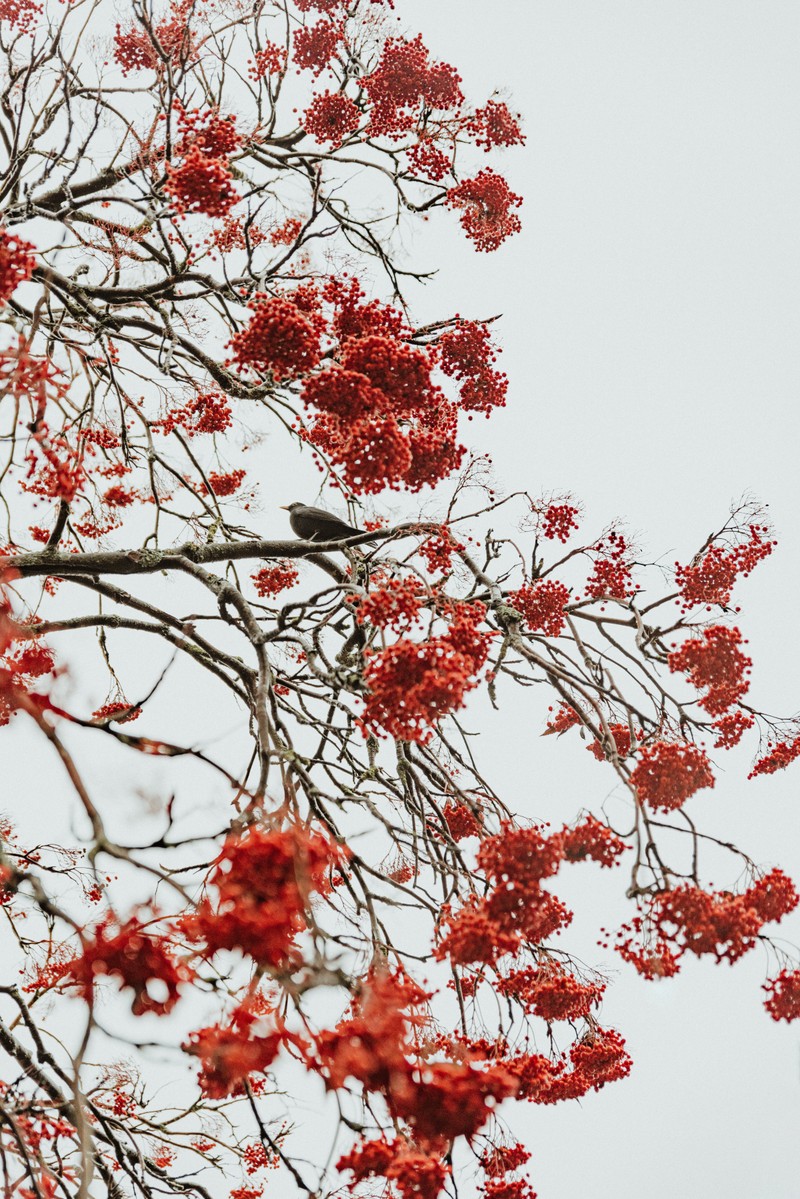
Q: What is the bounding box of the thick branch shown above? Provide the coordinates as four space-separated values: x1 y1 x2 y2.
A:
4 525 420 581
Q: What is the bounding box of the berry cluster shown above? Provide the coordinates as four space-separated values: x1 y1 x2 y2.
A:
749 733 800 778
437 319 508 414
668 624 751 715
203 468 246 496
508 580 570 637
763 969 800 1022
560 814 627 867
352 576 424 630
540 501 580 543
23 428 86 503
230 294 322 381
544 703 582 734
183 1004 287 1098
436 822 572 966
675 525 775 609
0 228 35 305
182 821 339 970
303 313 465 492
628 740 715 812
293 19 343 74
175 104 241 159
363 35 463 139
362 602 493 741
303 91 362 145
617 870 798 970
588 721 635 762
164 144 239 217
56 912 194 1016
250 43 286 77
441 800 483 841
407 139 452 180
496 963 605 1021
446 170 522 252
251 562 300 598
113 7 193 75
155 391 233 438
506 1026 632 1104
465 100 525 151
0 0 42 33
584 531 635 601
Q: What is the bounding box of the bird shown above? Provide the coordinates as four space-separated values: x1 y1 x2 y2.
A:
281 502 374 543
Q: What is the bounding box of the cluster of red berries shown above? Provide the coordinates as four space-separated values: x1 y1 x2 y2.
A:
539 501 580 543
712 708 755 749
544 703 582 734
506 1027 632 1104
363 35 463 139
617 869 798 971
407 139 452 181
182 821 339 970
230 294 322 381
0 0 42 33
441 800 483 841
91 700 142 724
303 91 362 145
251 561 299 598
436 822 572 966
628 740 715 812
23 429 86 503
496 963 605 1021
675 525 775 609
102 484 137 508
0 229 36 305
183 1004 286 1098
301 312 466 492
269 216 303 246
362 602 493 741
560 814 627 867
668 624 751 715
57 912 194 1017
293 19 343 73
351 576 424 630
437 319 509 414
763 969 800 1022
164 144 239 217
250 42 286 77
508 580 570 637
584 530 635 600
749 733 800 778
202 468 246 496
417 527 464 575
113 8 193 74
446 170 523 252
588 721 635 762
155 391 233 438
212 216 268 253
465 100 526 151
175 104 241 158
338 1138 450 1199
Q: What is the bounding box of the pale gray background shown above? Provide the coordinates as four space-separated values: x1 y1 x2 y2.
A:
397 3 800 1195
5 3 800 1196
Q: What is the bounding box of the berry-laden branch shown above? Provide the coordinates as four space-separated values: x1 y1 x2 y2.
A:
0 1 798 1198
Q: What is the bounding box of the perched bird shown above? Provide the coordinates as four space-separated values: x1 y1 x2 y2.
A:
281 501 373 543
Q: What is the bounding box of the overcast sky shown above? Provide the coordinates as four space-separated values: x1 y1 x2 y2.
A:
394 4 800 1196
5 4 800 1197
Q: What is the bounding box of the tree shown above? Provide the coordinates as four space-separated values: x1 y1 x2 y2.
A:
0 0 798 1195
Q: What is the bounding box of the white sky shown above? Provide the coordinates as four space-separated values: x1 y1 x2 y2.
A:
394 3 800 1196
4 3 800 1197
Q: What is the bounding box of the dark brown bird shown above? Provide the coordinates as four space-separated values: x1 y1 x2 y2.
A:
281 502 372 543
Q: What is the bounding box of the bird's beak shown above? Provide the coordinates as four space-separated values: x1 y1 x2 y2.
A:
280 505 290 511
